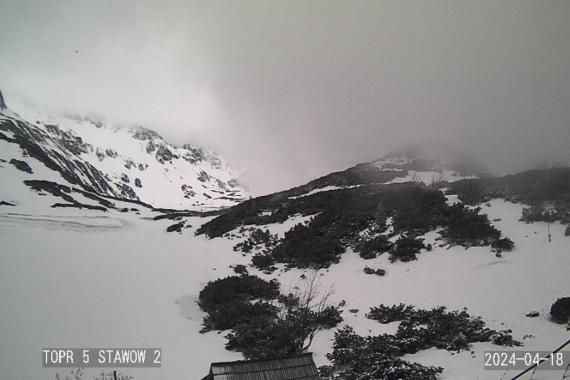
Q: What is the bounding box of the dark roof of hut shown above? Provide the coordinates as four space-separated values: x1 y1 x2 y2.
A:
202 353 320 380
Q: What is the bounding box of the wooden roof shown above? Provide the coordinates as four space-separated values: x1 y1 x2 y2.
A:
203 353 320 380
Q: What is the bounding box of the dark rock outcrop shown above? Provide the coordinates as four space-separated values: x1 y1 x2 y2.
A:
0 90 6 110
0 118 140 202
10 159 33 174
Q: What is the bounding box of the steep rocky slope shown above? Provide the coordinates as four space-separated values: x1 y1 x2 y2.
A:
0 93 248 211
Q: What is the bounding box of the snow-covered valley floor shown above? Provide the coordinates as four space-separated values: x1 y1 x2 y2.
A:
1 199 569 380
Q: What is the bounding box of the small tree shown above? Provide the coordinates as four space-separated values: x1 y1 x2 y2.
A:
226 271 342 359
278 271 342 352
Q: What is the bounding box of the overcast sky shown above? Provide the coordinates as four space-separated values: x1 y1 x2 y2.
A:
1 0 569 193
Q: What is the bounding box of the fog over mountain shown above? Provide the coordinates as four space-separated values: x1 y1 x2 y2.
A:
1 0 569 193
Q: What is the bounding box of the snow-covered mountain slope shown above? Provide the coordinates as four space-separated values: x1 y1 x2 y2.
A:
371 143 484 184
278 143 485 199
0 94 248 211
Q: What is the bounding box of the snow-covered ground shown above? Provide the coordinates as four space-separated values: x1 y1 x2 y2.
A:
0 208 248 380
385 169 477 184
289 185 361 199
1 197 569 379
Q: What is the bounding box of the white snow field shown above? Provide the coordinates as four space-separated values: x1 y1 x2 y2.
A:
0 208 246 380
1 196 569 379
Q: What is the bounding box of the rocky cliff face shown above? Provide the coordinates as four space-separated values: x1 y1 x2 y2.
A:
0 96 248 210
0 90 6 110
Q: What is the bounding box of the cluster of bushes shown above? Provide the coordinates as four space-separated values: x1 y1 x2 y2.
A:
450 168 570 227
233 228 279 253
521 204 555 223
200 183 513 268
320 326 443 379
366 304 520 351
232 264 248 275
198 275 343 360
251 253 276 271
491 237 515 252
355 235 391 259
198 275 280 331
321 304 520 379
519 202 570 227
363 266 386 276
440 204 508 248
389 235 425 262
448 179 488 205
267 185 449 267
272 220 345 267
226 298 343 360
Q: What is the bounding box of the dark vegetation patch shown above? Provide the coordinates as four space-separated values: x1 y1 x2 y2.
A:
232 264 248 275
198 275 343 360
9 158 33 173
199 183 512 268
52 203 107 212
198 275 280 331
366 304 520 349
225 298 342 360
320 326 443 380
440 204 503 247
153 209 220 221
363 266 386 276
0 200 15 206
251 253 276 272
233 228 278 253
166 221 185 233
24 180 109 211
321 304 520 379
550 297 570 323
449 168 570 225
271 219 345 267
356 235 391 259
389 235 425 262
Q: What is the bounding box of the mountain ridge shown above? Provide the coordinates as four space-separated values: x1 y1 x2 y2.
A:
0 94 248 211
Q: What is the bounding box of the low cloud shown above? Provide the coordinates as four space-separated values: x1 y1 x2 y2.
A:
1 0 569 193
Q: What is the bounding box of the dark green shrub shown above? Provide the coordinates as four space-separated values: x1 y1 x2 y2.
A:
356 235 392 259
234 228 279 253
366 304 520 351
448 179 487 204
272 221 344 267
198 275 280 331
363 266 386 276
389 236 424 262
252 253 275 271
225 297 343 360
233 264 248 275
551 297 570 323
491 237 515 252
322 326 443 380
442 204 501 246
202 300 277 331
